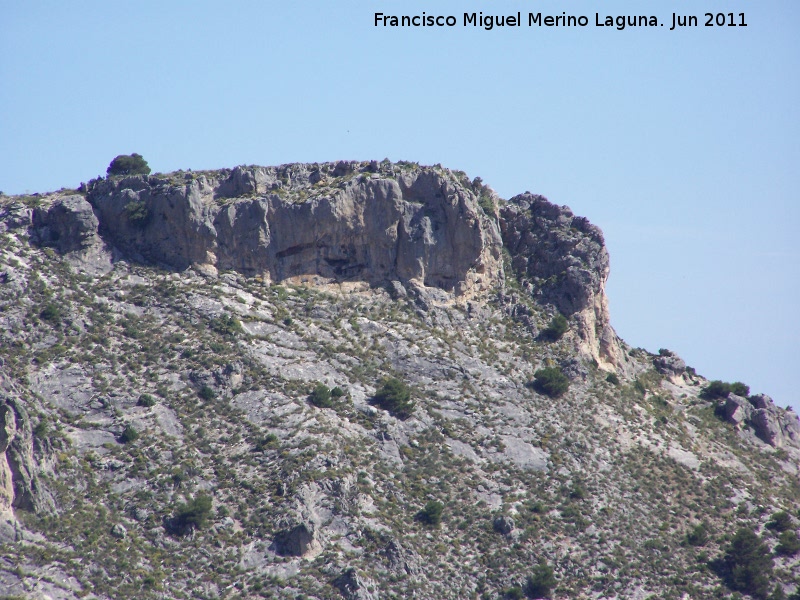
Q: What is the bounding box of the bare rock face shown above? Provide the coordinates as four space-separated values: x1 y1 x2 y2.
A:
499 194 624 370
86 163 504 297
748 394 800 447
274 521 322 558
32 195 100 253
0 376 54 515
720 394 753 426
717 392 800 448
334 568 379 600
11 161 624 375
0 202 33 233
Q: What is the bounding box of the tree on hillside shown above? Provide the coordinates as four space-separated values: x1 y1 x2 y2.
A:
713 527 774 599
107 153 151 176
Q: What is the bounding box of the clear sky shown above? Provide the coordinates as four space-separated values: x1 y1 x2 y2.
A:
2 1 798 408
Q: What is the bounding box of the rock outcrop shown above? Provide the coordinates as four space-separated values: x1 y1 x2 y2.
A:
274 521 322 559
653 349 686 377
499 193 624 370
333 568 379 600
85 163 504 297
32 195 100 254
717 392 800 448
0 375 54 515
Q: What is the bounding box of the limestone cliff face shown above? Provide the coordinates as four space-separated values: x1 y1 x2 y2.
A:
85 162 504 296
0 375 54 516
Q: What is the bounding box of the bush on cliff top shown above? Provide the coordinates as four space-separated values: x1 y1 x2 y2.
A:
107 153 151 177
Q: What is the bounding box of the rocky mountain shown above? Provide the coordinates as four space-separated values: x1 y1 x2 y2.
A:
1 160 799 600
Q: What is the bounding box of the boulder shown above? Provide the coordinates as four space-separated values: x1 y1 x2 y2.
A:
381 537 420 575
333 568 378 600
748 393 772 410
0 202 33 232
751 409 782 446
653 351 686 376
719 394 752 426
32 195 100 253
110 523 127 539
493 515 515 536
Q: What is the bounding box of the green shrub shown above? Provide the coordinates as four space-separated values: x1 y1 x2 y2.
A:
419 500 444 526
714 527 773 599
531 367 569 398
124 200 149 227
309 382 333 408
330 386 345 398
39 303 61 323
504 587 524 600
107 153 151 176
541 314 568 341
137 393 156 407
776 530 800 556
169 494 213 536
198 385 216 401
119 425 139 444
767 511 793 532
569 483 587 500
525 560 556 598
373 377 415 419
730 382 750 397
703 380 751 400
210 314 243 336
605 372 620 385
703 380 732 399
254 433 279 452
477 193 497 220
687 522 710 547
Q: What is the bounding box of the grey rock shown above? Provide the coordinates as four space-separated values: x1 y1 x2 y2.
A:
388 280 407 299
748 393 772 410
720 394 753 426
493 515 515 535
653 350 686 375
110 523 127 539
0 378 55 514
560 357 589 381
0 202 33 231
499 193 623 369
131 506 150 522
274 521 321 558
86 163 503 295
32 195 100 253
751 408 782 446
334 568 378 600
382 537 420 575
500 195 606 317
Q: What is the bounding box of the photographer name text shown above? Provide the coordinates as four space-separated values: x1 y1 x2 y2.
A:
374 11 748 31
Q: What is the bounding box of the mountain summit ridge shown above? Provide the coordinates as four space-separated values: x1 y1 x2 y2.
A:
16 160 623 370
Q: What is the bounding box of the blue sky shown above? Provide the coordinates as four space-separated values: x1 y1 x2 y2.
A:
2 1 798 408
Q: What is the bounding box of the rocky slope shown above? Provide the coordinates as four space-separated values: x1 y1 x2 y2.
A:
0 160 799 599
